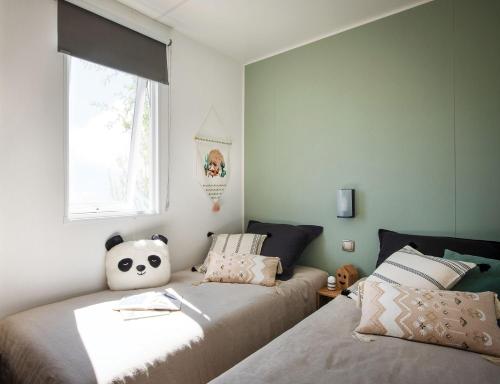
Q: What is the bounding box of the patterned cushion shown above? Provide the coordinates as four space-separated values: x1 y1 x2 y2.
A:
367 245 476 290
355 280 500 357
204 252 282 287
196 233 267 274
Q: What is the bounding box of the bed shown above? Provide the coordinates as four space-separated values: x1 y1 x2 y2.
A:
211 229 500 384
210 293 499 384
0 266 327 384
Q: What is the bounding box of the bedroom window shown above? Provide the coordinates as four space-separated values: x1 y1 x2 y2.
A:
65 56 159 220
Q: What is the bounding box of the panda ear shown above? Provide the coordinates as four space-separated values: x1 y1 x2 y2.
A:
105 235 124 251
152 234 168 245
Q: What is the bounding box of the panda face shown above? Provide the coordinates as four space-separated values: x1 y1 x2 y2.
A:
105 239 171 291
117 255 161 274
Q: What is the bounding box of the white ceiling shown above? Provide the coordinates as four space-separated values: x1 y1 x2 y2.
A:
117 0 432 64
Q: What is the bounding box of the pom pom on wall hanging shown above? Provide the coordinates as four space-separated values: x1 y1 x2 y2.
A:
195 107 231 212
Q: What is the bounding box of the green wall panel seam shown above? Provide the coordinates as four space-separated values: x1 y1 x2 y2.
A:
452 0 457 237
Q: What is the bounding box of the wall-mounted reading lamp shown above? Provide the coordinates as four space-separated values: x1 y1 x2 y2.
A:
337 189 355 218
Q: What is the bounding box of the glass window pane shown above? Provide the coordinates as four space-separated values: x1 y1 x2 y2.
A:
134 81 154 212
67 56 157 218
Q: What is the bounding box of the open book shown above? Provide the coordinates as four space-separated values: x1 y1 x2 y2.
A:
114 289 182 320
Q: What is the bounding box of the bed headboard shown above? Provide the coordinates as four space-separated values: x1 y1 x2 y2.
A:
377 229 500 267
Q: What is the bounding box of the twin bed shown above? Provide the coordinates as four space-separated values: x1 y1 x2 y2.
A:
0 266 326 383
211 292 499 384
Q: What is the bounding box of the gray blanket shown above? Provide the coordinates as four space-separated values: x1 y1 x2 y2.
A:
211 295 500 384
0 266 326 384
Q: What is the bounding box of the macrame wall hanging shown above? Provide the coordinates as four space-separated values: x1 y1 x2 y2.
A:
195 107 232 212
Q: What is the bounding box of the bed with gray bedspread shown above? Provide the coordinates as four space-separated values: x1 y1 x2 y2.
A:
210 293 499 384
0 266 326 384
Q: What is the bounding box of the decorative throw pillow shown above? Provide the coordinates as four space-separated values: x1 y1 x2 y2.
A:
204 252 282 287
196 233 268 274
246 220 323 281
355 280 500 357
105 234 171 291
367 245 476 290
444 250 500 295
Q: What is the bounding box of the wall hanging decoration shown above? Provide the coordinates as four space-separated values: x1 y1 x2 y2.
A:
195 107 231 212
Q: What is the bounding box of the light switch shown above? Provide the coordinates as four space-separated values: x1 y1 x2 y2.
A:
342 240 355 252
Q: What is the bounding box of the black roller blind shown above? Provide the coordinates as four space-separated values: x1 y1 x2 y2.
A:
58 0 168 84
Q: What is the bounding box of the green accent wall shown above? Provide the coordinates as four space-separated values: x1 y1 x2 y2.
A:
244 0 500 276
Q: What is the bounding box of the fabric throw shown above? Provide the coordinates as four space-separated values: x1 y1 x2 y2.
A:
355 280 500 357
195 233 268 274
204 252 282 287
444 250 500 295
367 245 475 290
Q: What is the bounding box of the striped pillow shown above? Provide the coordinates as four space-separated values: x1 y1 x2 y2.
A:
195 233 268 274
367 245 476 290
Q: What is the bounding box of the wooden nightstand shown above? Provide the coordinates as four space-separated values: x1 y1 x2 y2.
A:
316 286 342 309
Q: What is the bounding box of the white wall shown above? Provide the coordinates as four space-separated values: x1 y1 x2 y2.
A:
0 0 243 319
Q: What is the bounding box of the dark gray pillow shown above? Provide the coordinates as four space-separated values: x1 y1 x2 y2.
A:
246 220 323 280
377 229 500 267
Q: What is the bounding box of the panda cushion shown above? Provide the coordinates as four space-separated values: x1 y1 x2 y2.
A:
105 234 171 291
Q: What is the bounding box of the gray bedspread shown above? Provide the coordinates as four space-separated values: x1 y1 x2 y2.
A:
211 294 500 384
0 266 326 384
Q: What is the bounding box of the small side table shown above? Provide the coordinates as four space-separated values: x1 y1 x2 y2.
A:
316 286 342 309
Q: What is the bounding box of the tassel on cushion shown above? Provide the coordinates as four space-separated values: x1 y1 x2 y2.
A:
352 331 376 342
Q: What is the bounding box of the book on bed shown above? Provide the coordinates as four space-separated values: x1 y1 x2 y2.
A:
113 289 182 312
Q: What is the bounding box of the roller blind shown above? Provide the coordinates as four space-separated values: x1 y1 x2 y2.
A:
58 0 168 85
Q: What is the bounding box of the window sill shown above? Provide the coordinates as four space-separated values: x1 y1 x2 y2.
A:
65 210 160 223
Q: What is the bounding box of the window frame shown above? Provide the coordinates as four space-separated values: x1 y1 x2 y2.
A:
63 55 160 221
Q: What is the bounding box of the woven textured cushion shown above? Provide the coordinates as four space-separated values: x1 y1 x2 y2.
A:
246 220 323 281
196 233 267 274
377 229 500 266
367 245 475 290
444 250 500 295
204 252 282 287
356 280 500 357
